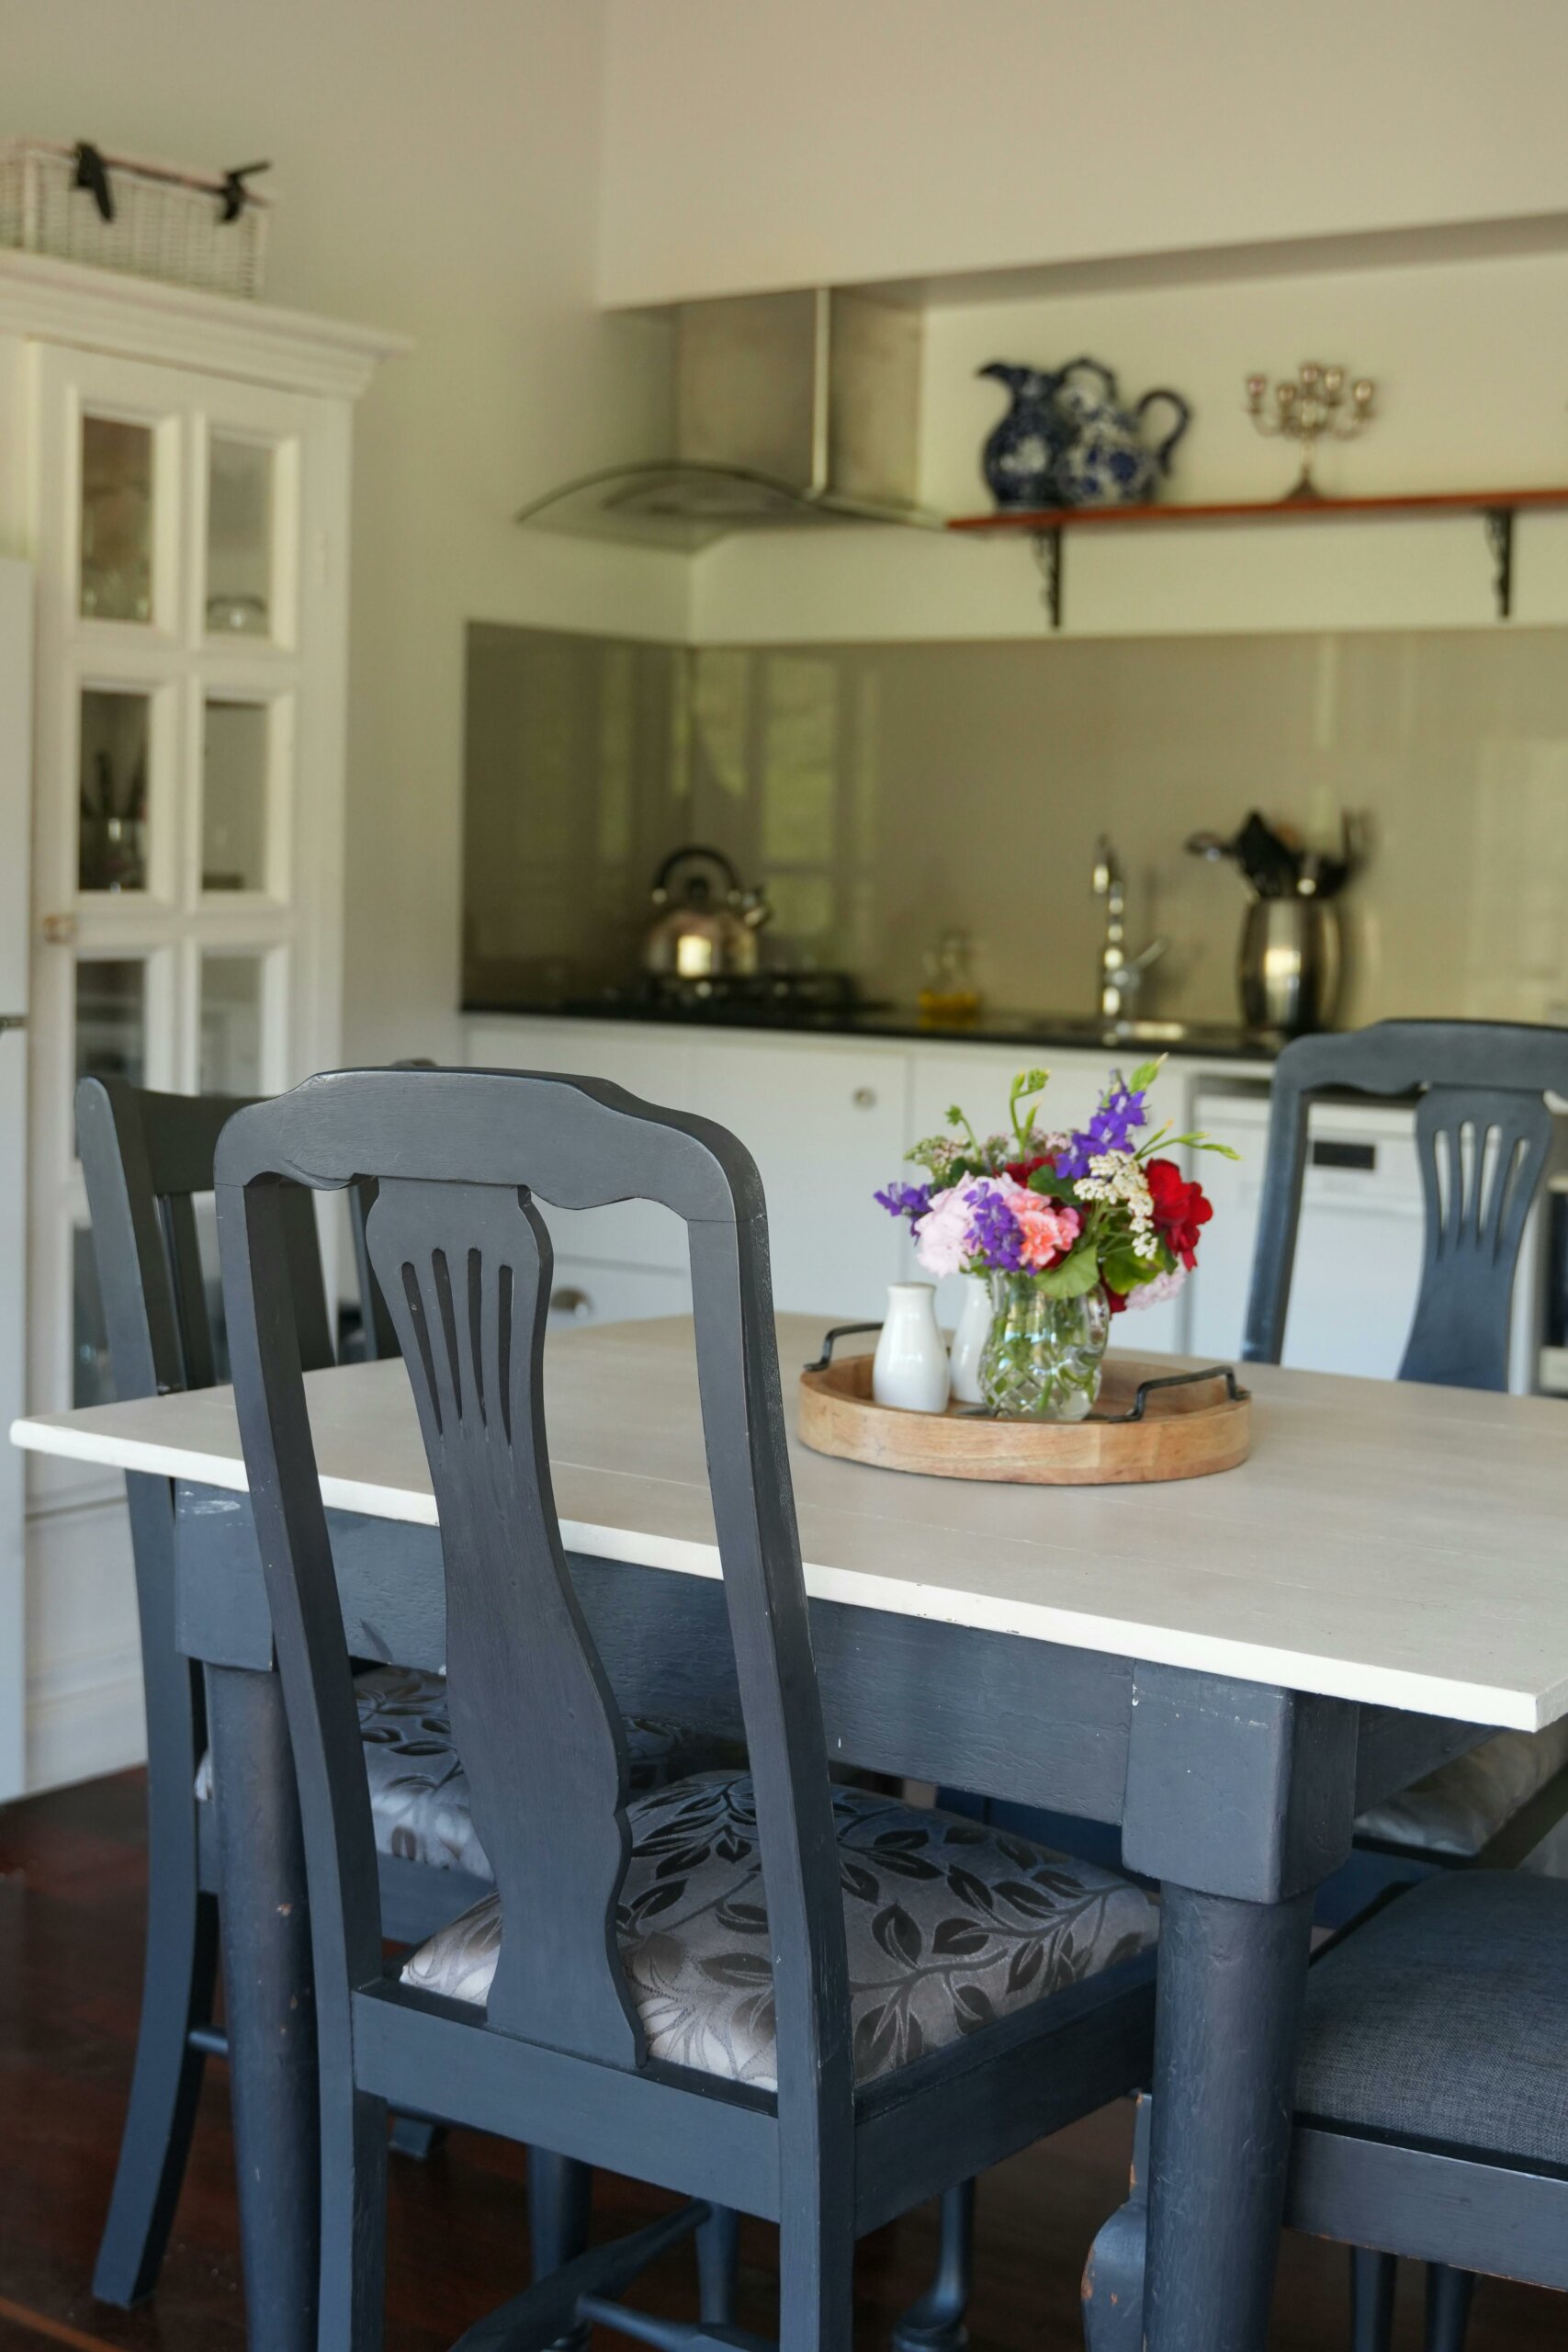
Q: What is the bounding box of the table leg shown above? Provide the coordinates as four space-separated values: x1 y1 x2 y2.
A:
1143 1883 1314 2351
206 1663 319 2352
1090 1667 1359 2352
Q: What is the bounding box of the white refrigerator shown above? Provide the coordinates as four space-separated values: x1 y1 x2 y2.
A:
0 558 32 1801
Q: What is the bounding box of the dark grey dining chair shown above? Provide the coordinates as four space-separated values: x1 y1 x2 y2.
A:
1243 1016 1568 2346
77 1074 721 2310
1085 1871 1568 2351
214 1064 1162 2352
1245 1021 1568 1904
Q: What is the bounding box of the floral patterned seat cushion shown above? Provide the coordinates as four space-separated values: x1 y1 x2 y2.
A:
1354 1720 1568 1861
401 1772 1160 2089
197 1666 730 1880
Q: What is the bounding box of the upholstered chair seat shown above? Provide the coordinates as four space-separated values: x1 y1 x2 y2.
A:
403 1771 1161 2090
1295 1871 1568 2170
1353 1721 1568 1862
198 1665 728 1878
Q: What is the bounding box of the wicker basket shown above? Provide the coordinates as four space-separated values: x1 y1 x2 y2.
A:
0 141 270 300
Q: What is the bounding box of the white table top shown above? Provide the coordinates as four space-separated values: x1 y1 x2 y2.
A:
13 1316 1568 1732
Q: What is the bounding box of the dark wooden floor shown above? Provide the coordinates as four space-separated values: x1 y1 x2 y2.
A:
0 1772 1561 2352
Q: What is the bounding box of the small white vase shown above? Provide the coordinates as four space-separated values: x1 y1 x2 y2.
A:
947 1275 993 1405
873 1282 950 1414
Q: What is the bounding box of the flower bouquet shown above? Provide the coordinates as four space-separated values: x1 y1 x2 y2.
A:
874 1062 1236 1420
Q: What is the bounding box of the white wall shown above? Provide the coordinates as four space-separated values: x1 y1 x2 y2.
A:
600 0 1568 307
9 0 687 1070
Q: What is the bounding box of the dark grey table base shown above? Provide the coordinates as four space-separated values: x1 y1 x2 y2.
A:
176 1482 1484 2352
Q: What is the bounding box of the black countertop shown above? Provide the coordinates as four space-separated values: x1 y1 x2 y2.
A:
462 998 1283 1062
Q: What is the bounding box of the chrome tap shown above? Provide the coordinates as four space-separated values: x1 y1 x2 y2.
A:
1092 835 1167 1023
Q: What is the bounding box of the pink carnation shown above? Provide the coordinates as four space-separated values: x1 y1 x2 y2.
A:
998 1181 1082 1271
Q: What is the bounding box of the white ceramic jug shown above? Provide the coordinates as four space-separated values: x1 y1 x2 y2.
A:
948 1275 993 1405
873 1283 950 1414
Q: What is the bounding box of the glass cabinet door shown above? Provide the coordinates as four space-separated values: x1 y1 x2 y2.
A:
29 342 335 1442
79 415 155 624
206 436 276 640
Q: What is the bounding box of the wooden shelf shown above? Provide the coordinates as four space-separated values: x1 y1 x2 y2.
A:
947 485 1568 627
947 486 1568 533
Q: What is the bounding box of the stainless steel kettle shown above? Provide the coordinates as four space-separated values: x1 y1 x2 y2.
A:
643 846 772 979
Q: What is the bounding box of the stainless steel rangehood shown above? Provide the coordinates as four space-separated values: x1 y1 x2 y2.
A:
516 288 943 548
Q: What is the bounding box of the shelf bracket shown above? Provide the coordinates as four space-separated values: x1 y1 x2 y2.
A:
1483 506 1515 621
1031 526 1064 629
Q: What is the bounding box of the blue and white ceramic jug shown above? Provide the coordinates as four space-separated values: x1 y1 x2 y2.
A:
978 358 1113 508
1053 360 1191 507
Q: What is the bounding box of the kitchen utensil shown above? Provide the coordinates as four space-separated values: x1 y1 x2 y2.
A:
1237 897 1342 1034
643 844 772 980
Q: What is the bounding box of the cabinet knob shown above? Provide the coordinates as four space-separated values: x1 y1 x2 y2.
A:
550 1284 592 1321
40 912 77 945
852 1086 877 1110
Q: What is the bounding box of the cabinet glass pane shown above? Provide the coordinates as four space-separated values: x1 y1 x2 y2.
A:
202 700 269 893
80 416 153 623
200 955 265 1094
73 1222 114 1407
74 958 147 1088
77 689 150 892
206 437 274 638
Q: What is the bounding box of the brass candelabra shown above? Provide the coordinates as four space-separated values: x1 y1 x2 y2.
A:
1245 363 1375 501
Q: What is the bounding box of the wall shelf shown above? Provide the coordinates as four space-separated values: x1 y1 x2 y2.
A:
947 487 1568 628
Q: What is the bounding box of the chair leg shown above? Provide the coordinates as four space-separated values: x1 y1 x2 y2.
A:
779 2170 856 2352
93 1864 220 2305
890 2181 975 2352
1081 2093 1150 2352
695 2203 741 2328
1350 2246 1397 2352
317 2079 389 2352
530 2150 594 2352
1425 2264 1476 2352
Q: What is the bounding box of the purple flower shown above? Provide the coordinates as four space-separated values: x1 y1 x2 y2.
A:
964 1181 1028 1272
1055 1085 1147 1180
874 1181 933 1223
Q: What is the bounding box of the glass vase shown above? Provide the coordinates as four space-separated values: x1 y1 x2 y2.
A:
977 1272 1111 1420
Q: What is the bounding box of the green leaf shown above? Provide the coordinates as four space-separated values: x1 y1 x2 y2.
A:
1101 1245 1148 1296
1031 1240 1105 1299
1026 1167 1077 1202
1015 1065 1049 1097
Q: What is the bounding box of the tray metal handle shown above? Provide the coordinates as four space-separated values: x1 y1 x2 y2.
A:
804 1322 883 1374
959 1363 1247 1423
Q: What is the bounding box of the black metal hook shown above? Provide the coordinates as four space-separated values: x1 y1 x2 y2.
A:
219 162 272 223
73 142 115 222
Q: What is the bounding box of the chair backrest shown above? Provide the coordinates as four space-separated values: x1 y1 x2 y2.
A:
1244 1020 1568 1390
215 1068 850 2130
76 1076 337 1401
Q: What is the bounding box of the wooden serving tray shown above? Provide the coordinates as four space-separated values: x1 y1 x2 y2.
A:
798 1346 1251 1486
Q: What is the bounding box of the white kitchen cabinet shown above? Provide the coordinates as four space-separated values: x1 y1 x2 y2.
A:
0 250 402 1790
687 1038 910 1317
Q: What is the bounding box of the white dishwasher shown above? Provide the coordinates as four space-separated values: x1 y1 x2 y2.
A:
1187 1086 1541 1390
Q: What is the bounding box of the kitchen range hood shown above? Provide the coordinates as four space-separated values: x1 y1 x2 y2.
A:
516 288 944 548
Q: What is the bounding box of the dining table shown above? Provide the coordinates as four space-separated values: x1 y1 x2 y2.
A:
12 1312 1568 2352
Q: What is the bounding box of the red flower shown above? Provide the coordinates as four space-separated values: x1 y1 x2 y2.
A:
1003 1152 1051 1185
1145 1158 1213 1269
1104 1286 1128 1316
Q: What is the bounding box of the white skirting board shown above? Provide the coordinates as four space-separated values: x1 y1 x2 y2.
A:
25 1493 144 1792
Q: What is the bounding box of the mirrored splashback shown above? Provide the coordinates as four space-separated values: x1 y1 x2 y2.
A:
464 620 1568 1027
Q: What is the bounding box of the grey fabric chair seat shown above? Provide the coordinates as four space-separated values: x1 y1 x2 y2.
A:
1353 1719 1568 1860
403 1770 1160 2090
198 1666 726 1878
1295 1871 1568 2171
